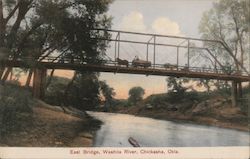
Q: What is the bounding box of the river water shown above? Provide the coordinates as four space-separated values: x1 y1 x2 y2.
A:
87 112 249 147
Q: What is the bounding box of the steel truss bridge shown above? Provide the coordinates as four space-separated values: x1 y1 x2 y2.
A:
2 29 249 82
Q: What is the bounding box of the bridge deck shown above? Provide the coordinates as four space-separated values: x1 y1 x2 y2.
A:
3 60 250 82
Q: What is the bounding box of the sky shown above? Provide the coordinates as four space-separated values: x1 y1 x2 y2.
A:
98 0 215 99
30 0 216 99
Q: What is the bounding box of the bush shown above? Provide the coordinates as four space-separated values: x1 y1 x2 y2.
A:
45 76 70 106
0 84 33 138
145 93 169 107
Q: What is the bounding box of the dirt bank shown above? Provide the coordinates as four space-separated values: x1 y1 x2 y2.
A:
0 101 101 147
122 109 249 132
116 97 249 132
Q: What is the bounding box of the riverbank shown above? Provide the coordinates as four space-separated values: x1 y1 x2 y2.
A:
119 109 249 132
114 96 249 132
0 100 101 147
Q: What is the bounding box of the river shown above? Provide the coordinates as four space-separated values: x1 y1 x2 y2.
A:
87 112 249 147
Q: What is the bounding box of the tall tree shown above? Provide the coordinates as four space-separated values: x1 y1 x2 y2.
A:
65 72 101 110
128 86 145 105
99 80 116 110
0 0 112 83
199 0 249 73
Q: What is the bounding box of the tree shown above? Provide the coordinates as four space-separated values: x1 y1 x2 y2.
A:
0 0 112 84
64 72 101 110
166 77 189 102
128 86 145 105
45 76 70 106
167 77 189 94
0 0 113 110
99 80 116 110
199 0 249 73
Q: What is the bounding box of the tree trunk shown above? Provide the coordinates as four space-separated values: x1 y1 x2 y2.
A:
45 69 55 88
0 66 4 79
25 69 33 87
1 67 11 83
33 68 47 99
0 0 5 47
63 71 77 105
9 68 13 80
7 0 31 49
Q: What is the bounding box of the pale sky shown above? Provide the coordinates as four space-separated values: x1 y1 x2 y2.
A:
99 0 215 99
50 0 215 99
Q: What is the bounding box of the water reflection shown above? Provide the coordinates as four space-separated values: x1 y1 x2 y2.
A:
88 112 249 147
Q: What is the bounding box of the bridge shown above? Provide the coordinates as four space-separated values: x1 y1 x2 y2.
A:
1 29 249 106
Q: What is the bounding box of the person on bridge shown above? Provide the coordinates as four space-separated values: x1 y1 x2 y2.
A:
134 56 139 61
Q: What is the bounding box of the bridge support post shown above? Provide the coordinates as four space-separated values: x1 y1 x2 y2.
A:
237 82 243 99
231 81 238 107
33 68 47 99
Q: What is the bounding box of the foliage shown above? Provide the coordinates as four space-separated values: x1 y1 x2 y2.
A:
145 93 169 107
45 75 116 111
63 72 101 110
199 0 249 72
45 76 70 106
1 0 113 110
1 0 112 60
0 0 113 84
99 80 116 110
166 77 189 102
0 83 33 138
128 86 145 105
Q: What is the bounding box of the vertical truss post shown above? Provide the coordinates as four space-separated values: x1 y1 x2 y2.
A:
187 39 190 68
176 40 187 70
147 36 154 62
153 35 156 68
114 39 117 61
146 44 149 61
114 32 120 65
177 47 179 70
118 32 120 59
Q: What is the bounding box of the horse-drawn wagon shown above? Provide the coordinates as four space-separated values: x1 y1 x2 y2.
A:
116 58 129 67
132 59 151 68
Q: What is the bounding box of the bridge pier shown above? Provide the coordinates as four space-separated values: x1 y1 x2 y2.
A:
237 82 243 99
231 81 238 107
33 68 47 99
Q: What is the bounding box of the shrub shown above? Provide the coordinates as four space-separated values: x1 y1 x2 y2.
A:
0 84 33 138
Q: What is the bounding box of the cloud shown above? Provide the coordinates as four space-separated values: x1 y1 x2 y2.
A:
152 17 181 36
119 11 147 32
119 11 182 37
